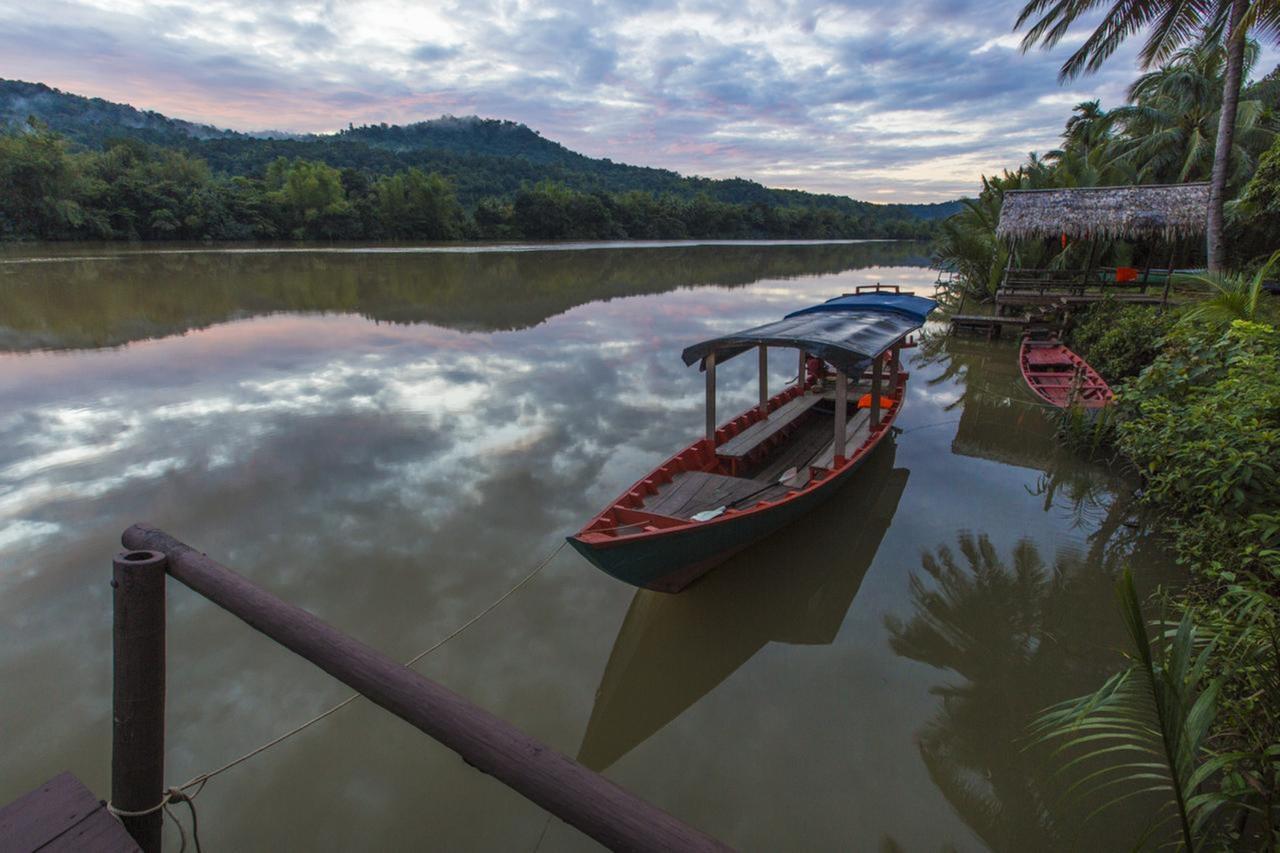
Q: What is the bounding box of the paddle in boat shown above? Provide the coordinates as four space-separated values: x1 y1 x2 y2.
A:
567 286 937 593
1018 334 1114 409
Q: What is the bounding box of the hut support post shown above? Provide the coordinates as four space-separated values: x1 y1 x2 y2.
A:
1081 239 1099 294
1161 240 1179 311
119 525 730 853
704 351 716 445
758 346 768 416
833 369 848 463
111 550 167 853
871 354 883 429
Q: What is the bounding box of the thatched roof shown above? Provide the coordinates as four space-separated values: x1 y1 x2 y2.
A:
996 183 1209 242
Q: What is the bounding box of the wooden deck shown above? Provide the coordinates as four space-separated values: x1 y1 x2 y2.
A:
644 471 789 518
996 291 1163 308
0 773 140 853
949 314 1034 339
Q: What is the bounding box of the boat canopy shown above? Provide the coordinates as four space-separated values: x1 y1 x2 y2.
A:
681 293 937 376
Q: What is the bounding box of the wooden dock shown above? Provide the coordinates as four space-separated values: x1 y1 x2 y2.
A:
996 290 1163 311
0 773 140 853
949 314 1038 339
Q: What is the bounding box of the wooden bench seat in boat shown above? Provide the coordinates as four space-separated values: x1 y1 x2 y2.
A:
644 471 782 519
811 409 872 470
716 392 826 459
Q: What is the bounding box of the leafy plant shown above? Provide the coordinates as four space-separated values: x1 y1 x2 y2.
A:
1067 300 1177 381
1178 250 1280 328
1116 320 1280 578
1031 569 1233 850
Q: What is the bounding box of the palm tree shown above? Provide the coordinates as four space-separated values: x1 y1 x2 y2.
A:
1111 40 1274 185
1014 0 1280 271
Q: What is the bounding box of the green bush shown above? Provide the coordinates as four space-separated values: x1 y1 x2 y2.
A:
1116 320 1280 580
1066 300 1176 382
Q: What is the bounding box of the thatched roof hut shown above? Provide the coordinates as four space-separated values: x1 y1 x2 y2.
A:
996 183 1209 242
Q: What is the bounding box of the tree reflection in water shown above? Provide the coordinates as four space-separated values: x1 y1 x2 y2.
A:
887 532 1174 851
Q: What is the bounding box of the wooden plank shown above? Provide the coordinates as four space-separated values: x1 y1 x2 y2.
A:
717 393 824 459
121 525 732 853
751 419 834 483
0 772 140 853
646 471 718 517
648 471 767 518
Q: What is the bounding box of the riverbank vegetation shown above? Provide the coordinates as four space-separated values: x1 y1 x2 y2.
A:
934 4 1280 847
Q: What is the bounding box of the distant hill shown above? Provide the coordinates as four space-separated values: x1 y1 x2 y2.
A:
0 79 239 146
0 78 962 218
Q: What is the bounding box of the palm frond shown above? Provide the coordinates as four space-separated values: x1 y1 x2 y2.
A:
1029 568 1231 850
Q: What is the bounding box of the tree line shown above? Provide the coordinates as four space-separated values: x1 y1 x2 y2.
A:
0 122 936 243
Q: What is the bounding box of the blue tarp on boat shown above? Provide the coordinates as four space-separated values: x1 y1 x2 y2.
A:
784 292 937 324
681 292 937 376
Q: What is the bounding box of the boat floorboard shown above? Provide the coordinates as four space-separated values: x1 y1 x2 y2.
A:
645 471 788 519
750 415 838 482
812 409 873 469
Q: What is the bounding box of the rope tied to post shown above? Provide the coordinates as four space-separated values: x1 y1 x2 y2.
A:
107 782 205 853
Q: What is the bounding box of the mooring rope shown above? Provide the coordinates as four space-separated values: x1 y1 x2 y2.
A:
106 539 568 833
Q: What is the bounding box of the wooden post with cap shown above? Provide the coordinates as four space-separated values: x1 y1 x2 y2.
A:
111 549 167 853
758 345 768 416
705 351 717 445
833 368 848 463
870 354 883 429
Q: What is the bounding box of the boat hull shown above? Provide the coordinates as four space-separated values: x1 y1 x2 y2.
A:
567 446 880 592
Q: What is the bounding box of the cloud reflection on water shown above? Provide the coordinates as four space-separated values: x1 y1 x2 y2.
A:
0 243 1178 851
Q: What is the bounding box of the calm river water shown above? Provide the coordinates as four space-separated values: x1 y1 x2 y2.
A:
0 240 1179 851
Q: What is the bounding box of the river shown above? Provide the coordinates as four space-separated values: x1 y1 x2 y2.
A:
0 240 1179 851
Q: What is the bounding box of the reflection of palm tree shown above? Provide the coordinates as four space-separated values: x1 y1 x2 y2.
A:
886 533 1167 851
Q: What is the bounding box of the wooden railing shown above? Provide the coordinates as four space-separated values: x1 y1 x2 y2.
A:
111 524 731 853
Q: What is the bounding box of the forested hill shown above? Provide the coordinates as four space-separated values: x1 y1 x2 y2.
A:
0 78 960 220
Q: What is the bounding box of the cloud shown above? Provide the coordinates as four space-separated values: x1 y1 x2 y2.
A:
1 0 1272 201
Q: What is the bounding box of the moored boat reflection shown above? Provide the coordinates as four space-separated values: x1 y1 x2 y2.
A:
578 437 909 771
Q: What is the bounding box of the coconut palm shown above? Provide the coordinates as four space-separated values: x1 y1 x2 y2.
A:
1014 0 1280 271
1111 40 1275 185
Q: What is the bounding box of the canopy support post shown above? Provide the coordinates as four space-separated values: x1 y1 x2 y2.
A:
888 344 900 394
758 346 768 416
704 352 716 445
871 354 883 429
833 369 848 464
798 349 806 386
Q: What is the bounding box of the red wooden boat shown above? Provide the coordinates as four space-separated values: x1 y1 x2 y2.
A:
1019 337 1114 409
567 289 936 593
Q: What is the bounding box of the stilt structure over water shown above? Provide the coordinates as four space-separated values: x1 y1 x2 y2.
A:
951 183 1210 336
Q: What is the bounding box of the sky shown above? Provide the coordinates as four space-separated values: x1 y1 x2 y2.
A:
1 1 1275 202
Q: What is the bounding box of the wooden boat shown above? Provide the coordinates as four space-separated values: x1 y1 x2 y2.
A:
1019 336 1114 409
567 287 936 592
